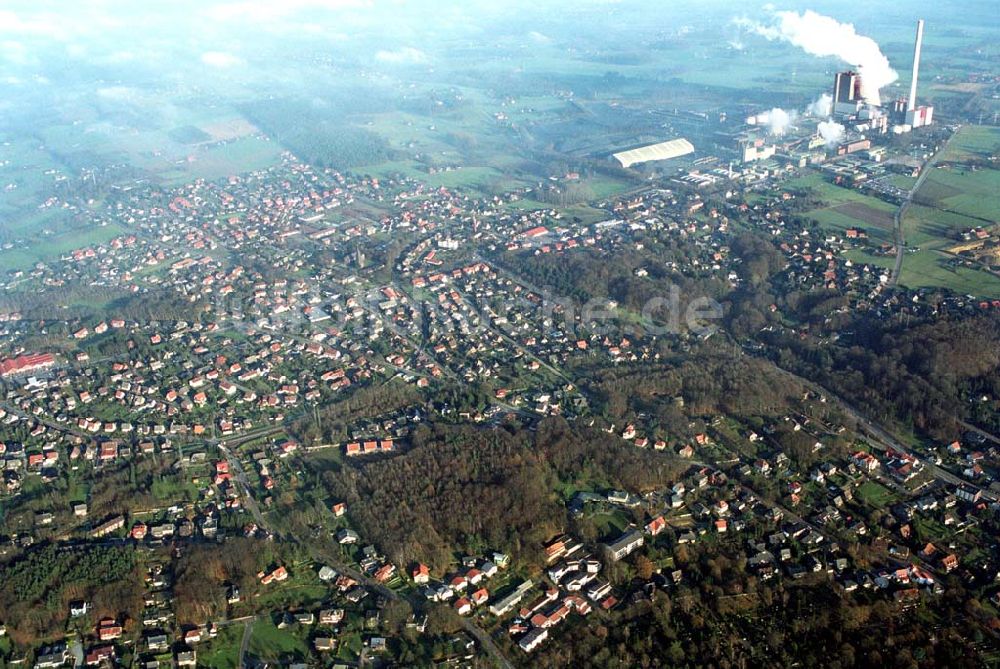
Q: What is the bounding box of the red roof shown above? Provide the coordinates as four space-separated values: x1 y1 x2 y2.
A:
0 352 55 377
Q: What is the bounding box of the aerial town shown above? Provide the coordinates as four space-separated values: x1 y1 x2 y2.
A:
1 2 999 668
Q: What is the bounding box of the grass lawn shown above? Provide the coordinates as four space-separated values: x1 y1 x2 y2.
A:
591 510 629 539
150 473 202 504
808 203 895 243
248 619 310 662
336 631 364 661
784 173 874 206
887 174 918 190
198 624 244 669
843 249 894 273
855 481 895 509
254 572 329 611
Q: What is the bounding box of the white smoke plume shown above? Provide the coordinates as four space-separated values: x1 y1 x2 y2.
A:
736 10 897 104
817 120 845 147
767 107 797 135
807 93 832 117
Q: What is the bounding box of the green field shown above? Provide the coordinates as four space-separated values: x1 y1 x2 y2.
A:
0 220 129 270
914 166 1000 222
155 136 284 187
899 204 1000 297
788 173 898 243
936 125 1000 163
786 165 1000 297
248 619 310 662
898 249 1000 297
855 481 896 509
893 127 1000 297
198 624 244 669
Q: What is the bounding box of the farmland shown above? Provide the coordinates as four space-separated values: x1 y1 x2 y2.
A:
935 125 1000 163
894 125 1000 297
790 172 899 244
914 165 1000 222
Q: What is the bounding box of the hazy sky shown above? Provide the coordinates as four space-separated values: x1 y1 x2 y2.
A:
2 1 994 85
1 0 996 128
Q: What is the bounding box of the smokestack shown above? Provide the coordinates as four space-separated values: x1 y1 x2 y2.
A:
908 19 924 112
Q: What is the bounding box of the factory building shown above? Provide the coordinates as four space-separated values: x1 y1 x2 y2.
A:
736 135 776 163
831 20 932 135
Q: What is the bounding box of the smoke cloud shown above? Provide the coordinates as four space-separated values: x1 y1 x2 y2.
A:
817 120 845 147
807 93 832 117
767 107 797 135
736 10 897 104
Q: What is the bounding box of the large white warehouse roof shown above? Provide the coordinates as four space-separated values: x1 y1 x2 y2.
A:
612 138 694 168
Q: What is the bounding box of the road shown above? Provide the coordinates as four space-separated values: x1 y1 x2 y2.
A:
889 135 950 286
762 357 991 497
217 443 272 536
221 437 515 669
0 400 92 441
238 619 254 669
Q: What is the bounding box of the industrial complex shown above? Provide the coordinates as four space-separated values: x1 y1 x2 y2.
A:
609 19 934 178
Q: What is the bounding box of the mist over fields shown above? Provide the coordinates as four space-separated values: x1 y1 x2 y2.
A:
1 0 997 259
3 0 997 131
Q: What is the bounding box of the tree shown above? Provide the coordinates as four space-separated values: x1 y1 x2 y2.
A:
635 555 655 581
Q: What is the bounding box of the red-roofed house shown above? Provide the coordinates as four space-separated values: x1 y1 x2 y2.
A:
645 516 667 536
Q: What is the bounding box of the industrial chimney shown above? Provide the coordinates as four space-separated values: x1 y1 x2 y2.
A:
908 19 924 112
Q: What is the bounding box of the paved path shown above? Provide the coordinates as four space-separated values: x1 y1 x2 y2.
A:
890 135 951 286
761 357 991 497
238 618 253 668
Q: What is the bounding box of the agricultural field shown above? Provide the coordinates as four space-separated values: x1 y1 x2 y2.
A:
894 126 1000 297
898 247 1000 297
153 135 284 187
0 219 130 271
788 163 1000 297
914 165 1000 222
790 172 899 244
935 125 1000 163
905 204 986 249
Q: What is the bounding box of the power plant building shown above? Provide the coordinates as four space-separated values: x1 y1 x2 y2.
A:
833 71 864 116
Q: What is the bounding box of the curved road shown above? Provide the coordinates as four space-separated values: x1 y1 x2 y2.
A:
761 356 991 496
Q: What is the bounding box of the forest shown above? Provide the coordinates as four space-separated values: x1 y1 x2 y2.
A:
501 236 731 311
0 544 143 645
322 418 687 572
761 312 1000 439
528 572 990 669
581 342 806 424
240 98 392 170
